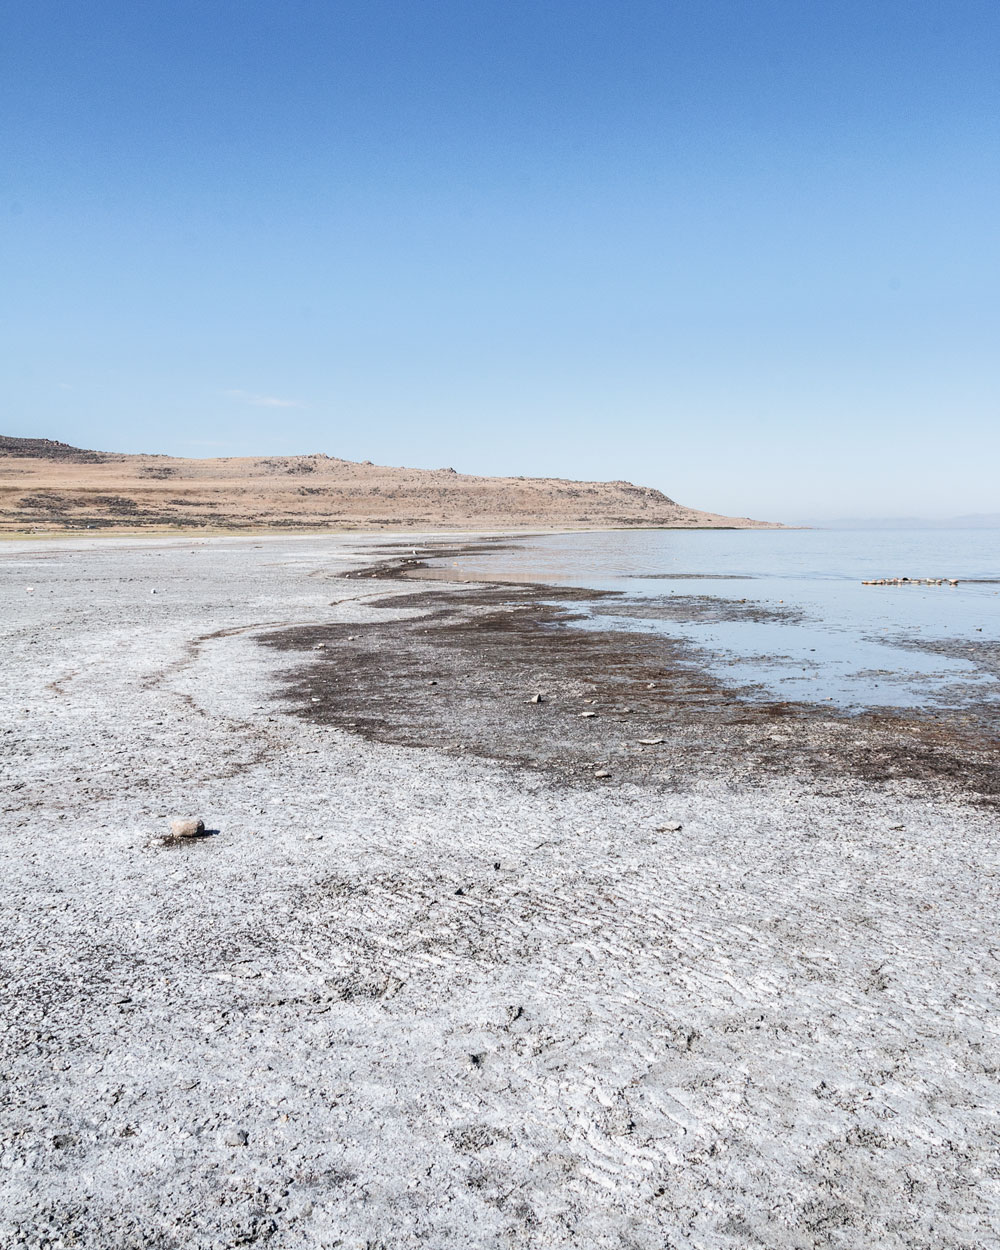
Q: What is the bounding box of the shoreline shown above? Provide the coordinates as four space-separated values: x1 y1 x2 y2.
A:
264 537 1000 806
0 521 801 544
3 531 998 1247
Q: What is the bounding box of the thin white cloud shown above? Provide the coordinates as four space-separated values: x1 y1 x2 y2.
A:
225 389 305 409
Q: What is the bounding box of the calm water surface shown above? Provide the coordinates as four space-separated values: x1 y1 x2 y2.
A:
434 529 1000 712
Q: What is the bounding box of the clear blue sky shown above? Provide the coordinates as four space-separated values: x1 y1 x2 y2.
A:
2 1 997 520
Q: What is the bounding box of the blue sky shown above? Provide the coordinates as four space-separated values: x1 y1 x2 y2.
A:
2 1 997 520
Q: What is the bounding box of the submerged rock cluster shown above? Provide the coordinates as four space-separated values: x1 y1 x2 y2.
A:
862 576 960 585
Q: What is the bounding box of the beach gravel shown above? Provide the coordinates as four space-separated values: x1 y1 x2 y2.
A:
1 533 999 1249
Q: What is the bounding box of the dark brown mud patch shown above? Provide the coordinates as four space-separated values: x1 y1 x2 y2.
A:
259 545 1000 804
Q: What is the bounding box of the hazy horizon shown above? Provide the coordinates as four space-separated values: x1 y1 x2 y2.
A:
5 429 1000 528
3 2 997 522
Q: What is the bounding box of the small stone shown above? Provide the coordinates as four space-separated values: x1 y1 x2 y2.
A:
594 770 611 779
580 711 597 719
637 738 666 746
656 822 683 832
218 1126 249 1148
427 680 438 685
169 817 206 838
529 694 543 703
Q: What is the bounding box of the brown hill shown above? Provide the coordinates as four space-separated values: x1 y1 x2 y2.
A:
0 437 779 533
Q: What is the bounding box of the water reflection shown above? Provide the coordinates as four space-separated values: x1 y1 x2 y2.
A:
431 529 1000 712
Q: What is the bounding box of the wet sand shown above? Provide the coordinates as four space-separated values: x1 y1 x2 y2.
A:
2 532 999 1249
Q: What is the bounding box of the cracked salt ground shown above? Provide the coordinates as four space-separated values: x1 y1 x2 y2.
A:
2 532 1000 1249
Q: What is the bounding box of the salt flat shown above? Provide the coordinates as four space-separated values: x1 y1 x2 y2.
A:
2 533 998 1249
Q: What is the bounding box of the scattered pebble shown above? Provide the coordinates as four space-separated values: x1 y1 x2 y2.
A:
580 711 597 719
594 770 611 779
637 738 666 745
218 1126 249 1148
656 822 683 832
529 693 544 703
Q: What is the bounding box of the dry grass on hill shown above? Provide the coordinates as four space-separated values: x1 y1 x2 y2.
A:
0 436 779 533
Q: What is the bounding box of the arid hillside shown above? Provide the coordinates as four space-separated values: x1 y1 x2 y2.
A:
0 436 779 532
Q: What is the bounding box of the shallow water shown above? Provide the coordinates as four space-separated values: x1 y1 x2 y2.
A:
433 529 1000 712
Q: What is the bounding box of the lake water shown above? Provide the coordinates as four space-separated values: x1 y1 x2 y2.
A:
432 529 1000 713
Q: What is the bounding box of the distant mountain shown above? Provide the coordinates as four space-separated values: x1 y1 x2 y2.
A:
0 436 781 534
797 515 1000 530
